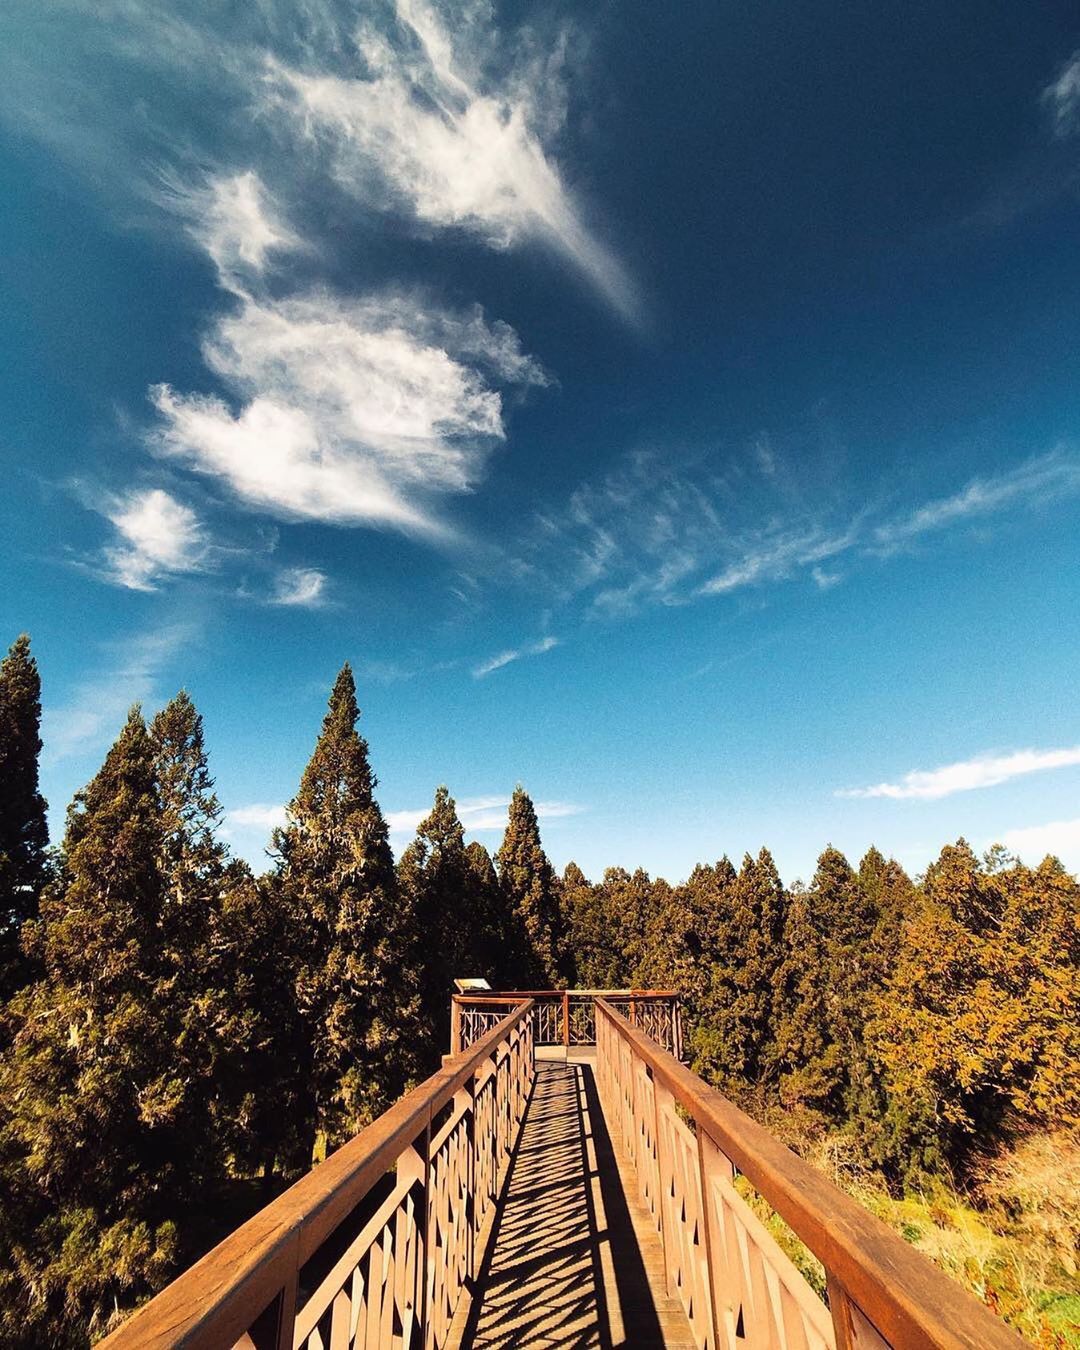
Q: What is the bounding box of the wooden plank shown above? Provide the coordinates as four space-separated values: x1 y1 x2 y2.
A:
594 1000 1026 1350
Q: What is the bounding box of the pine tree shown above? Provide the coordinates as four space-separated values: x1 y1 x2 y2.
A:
397 786 472 1061
0 635 48 1003
273 665 421 1154
599 867 666 986
0 708 180 1343
495 787 566 986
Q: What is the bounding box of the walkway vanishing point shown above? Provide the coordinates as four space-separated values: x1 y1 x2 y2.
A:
103 991 1027 1350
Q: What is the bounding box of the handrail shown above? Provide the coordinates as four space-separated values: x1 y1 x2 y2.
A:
101 999 536 1350
452 989 683 1058
594 998 1024 1350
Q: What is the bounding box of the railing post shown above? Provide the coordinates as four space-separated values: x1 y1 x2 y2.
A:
450 997 462 1055
827 1274 890 1349
697 1130 735 1350
562 989 570 1050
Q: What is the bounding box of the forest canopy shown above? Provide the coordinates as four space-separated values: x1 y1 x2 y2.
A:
0 635 1076 1346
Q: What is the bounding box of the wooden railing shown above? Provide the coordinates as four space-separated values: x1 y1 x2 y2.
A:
594 998 1025 1350
452 988 682 1058
100 1000 535 1350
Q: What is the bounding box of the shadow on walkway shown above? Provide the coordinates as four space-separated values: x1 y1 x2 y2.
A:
455 1059 692 1349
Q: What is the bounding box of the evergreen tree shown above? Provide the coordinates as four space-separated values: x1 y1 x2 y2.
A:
599 867 666 986
462 841 520 987
562 862 623 988
0 635 48 1003
273 665 421 1154
773 845 878 1123
495 787 566 986
397 786 472 1060
0 709 180 1343
872 841 1080 1178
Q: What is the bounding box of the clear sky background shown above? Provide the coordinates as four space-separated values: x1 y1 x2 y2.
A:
2 0 1080 883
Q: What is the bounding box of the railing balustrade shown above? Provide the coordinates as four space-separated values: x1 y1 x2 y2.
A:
100 1001 535 1350
451 988 682 1058
594 998 1024 1350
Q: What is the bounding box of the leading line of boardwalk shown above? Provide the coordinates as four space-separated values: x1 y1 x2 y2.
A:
100 991 1029 1350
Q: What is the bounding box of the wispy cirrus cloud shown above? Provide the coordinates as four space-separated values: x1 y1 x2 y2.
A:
166 169 302 286
100 488 208 591
263 1 638 319
386 794 583 836
511 444 1080 623
473 634 558 678
870 452 1080 554
1042 49 1080 139
271 566 328 607
41 622 196 764
840 746 1080 801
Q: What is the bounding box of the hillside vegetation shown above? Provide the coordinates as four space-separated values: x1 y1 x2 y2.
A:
0 635 1076 1346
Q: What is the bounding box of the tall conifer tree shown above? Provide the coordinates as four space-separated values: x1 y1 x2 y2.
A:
273 665 420 1153
773 845 878 1122
0 635 48 1002
0 709 180 1343
495 787 565 986
397 786 472 1059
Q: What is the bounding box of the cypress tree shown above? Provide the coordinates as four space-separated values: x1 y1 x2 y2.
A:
495 787 566 986
273 664 421 1154
773 845 878 1123
0 709 179 1343
0 635 48 1003
397 786 471 1061
463 840 520 988
562 862 623 988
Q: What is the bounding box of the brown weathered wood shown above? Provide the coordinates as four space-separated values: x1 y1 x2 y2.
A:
594 1000 1026 1350
100 1002 534 1350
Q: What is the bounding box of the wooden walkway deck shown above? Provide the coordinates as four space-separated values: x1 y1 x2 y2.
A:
449 1053 695 1349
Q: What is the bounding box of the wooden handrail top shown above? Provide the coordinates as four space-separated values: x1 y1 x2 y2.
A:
594 999 1024 1350
101 1000 534 1350
454 989 677 1001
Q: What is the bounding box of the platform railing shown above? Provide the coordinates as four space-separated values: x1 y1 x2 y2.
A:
594 998 1025 1350
100 1000 535 1350
451 988 682 1058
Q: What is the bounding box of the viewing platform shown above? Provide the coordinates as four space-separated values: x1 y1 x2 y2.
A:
101 991 1026 1350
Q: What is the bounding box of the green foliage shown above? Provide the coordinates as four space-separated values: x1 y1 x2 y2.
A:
0 708 180 1342
495 787 567 985
272 664 422 1152
0 635 49 1004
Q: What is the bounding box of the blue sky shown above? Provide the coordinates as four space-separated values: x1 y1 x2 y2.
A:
3 0 1080 883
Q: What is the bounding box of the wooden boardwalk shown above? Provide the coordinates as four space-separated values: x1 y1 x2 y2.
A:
449 1054 695 1349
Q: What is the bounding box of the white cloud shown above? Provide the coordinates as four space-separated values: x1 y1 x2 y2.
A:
999 817 1080 872
263 2 638 318
151 290 546 534
513 446 1080 624
1042 50 1080 139
699 528 853 597
224 802 289 833
172 169 301 284
271 565 327 606
840 746 1080 801
387 794 583 836
101 488 207 591
42 623 195 764
872 452 1080 553
810 565 841 590
472 634 559 678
